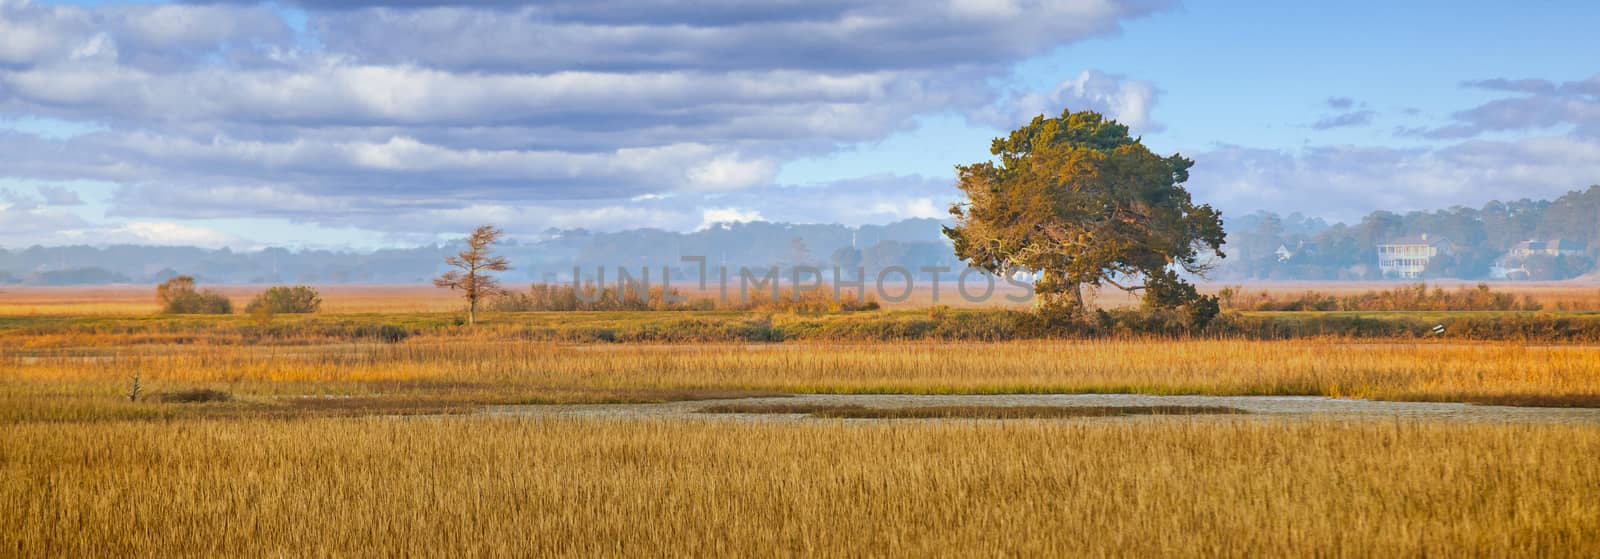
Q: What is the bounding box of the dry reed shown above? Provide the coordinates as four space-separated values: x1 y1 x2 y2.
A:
2 417 1596 557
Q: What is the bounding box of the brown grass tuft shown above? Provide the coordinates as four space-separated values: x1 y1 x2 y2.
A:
153 389 232 404
1462 394 1600 408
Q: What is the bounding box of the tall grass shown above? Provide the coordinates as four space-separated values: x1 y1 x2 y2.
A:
1220 283 1545 311
3 418 1597 556
488 282 880 313
1216 282 1600 312
5 340 1600 422
8 286 1599 556
8 308 1600 350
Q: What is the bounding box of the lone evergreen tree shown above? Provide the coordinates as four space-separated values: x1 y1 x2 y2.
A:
944 108 1226 318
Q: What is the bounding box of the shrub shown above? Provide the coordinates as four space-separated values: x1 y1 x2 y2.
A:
1185 295 1222 330
364 324 411 343
245 286 322 314
155 388 232 403
156 276 233 315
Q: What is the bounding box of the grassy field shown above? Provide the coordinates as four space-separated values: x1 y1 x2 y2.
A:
4 286 1600 555
8 306 1600 351
5 281 1598 314
5 418 1598 556
5 339 1600 422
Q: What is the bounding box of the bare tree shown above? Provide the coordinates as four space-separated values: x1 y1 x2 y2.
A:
433 224 510 325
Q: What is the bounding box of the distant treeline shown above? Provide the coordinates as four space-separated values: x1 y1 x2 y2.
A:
8 186 1600 285
1221 185 1600 281
0 219 957 285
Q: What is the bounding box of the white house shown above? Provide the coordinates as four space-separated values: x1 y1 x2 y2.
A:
1495 239 1589 279
1377 234 1451 279
1275 240 1317 263
1510 239 1585 258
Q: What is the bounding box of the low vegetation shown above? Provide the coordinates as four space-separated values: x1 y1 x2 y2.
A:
244 286 322 315
1221 282 1546 311
152 388 232 404
9 307 1600 350
489 282 881 313
155 276 232 315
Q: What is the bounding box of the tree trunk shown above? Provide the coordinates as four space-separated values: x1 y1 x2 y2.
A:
469 296 477 325
1035 269 1087 320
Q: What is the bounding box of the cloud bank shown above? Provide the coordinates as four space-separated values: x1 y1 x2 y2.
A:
0 0 1165 241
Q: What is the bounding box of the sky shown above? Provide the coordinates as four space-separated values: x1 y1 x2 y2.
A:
1 0 1597 249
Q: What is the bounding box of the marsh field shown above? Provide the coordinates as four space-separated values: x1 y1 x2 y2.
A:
4 284 1600 556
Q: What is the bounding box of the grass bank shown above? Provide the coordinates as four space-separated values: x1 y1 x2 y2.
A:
5 340 1600 422
6 308 1600 348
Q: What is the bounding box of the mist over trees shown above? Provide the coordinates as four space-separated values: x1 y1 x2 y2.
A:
0 219 959 286
1 187 1597 285
1221 185 1600 281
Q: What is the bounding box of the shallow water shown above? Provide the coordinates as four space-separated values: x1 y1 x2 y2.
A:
486 393 1600 424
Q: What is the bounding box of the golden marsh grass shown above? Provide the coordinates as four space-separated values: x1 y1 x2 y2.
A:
6 281 1596 315
4 417 1597 557
5 286 1600 555
4 340 1600 422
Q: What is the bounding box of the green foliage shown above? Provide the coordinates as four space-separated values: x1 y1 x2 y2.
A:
245 286 322 315
1225 185 1600 280
156 276 233 315
945 108 1225 315
1185 296 1222 329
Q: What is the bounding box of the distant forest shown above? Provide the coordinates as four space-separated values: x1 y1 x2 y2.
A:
0 219 960 286
1221 185 1600 281
3 186 1598 286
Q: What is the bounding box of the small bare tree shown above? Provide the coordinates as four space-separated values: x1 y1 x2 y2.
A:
433 224 510 325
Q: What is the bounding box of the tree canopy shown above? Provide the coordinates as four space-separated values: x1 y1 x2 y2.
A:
944 108 1225 316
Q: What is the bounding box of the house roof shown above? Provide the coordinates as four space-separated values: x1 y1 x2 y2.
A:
1516 239 1587 251
1552 239 1587 251
1380 235 1449 246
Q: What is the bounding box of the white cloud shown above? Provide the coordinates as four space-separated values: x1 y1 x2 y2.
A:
107 222 243 248
872 197 943 220
977 69 1161 131
1415 74 1600 139
1188 135 1600 222
0 0 1169 243
67 32 115 61
697 208 765 230
684 155 777 192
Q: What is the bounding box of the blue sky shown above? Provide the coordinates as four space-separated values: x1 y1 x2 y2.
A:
2 0 1597 249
